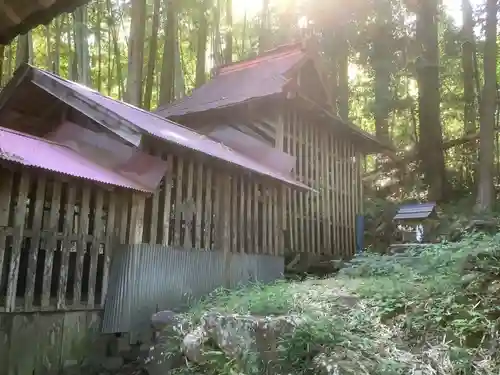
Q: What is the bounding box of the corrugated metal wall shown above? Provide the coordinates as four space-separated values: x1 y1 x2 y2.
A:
102 245 284 338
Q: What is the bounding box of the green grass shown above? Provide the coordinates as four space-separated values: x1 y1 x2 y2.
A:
168 233 500 374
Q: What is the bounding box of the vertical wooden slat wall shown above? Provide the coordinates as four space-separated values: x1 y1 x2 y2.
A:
0 151 289 312
125 150 284 257
0 167 128 313
283 108 361 257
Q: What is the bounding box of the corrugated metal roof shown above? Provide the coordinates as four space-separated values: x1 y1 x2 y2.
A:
102 244 284 340
46 121 168 192
394 203 437 220
153 44 392 154
26 66 310 191
207 126 296 175
0 126 156 192
155 43 306 118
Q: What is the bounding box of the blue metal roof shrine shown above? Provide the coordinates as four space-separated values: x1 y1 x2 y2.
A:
393 202 437 221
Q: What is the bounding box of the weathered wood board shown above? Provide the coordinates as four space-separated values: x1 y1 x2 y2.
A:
0 311 101 375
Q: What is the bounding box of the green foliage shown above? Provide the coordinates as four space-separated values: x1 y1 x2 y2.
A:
344 233 500 351
170 234 500 374
0 0 494 202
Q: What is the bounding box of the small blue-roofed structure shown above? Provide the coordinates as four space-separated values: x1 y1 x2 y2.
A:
394 202 437 221
393 202 438 243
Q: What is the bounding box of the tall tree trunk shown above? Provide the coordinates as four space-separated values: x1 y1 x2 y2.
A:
212 0 222 69
330 55 338 115
96 0 102 92
373 0 392 144
224 0 233 64
106 0 124 97
259 0 270 53
107 21 112 96
44 25 52 70
67 18 76 80
477 0 497 212
143 0 161 110
195 0 208 87
0 45 4 87
461 0 477 184
54 16 62 74
174 31 185 98
74 6 91 86
15 34 30 69
462 0 476 135
126 0 146 106
415 0 447 201
159 0 177 106
241 10 247 58
337 37 349 122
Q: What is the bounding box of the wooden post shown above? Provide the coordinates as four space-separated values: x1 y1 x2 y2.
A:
161 154 174 246
202 168 213 249
149 187 160 246
328 134 336 254
73 184 90 306
217 173 231 287
333 138 340 255
253 183 259 254
195 163 204 249
118 191 130 245
0 169 14 309
296 111 305 253
313 124 321 252
87 189 104 308
291 110 299 253
323 130 332 253
56 184 76 310
173 158 184 247
129 192 145 244
183 161 195 249
101 191 117 306
42 180 62 308
239 176 245 253
246 179 253 254
6 171 30 312
231 177 238 253
24 175 46 311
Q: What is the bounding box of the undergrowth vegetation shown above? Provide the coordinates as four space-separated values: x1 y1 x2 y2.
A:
172 233 500 374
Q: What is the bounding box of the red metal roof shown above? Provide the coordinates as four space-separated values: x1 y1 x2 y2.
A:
155 43 307 118
25 66 310 191
154 44 392 154
0 126 160 192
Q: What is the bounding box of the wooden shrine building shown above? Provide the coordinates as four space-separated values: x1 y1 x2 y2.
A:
156 41 390 258
0 64 308 375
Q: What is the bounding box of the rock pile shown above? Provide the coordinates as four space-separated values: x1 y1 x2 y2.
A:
145 310 335 374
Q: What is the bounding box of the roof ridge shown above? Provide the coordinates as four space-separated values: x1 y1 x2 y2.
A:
35 66 209 136
215 42 304 74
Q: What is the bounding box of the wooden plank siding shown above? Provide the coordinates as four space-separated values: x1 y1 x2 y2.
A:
0 142 289 314
135 148 283 257
0 165 129 313
206 107 363 257
0 310 101 375
283 107 361 257
0 153 284 313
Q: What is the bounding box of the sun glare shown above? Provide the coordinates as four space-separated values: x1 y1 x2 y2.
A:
232 0 263 20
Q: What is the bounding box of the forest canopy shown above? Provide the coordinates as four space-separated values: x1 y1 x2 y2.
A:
0 0 497 210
